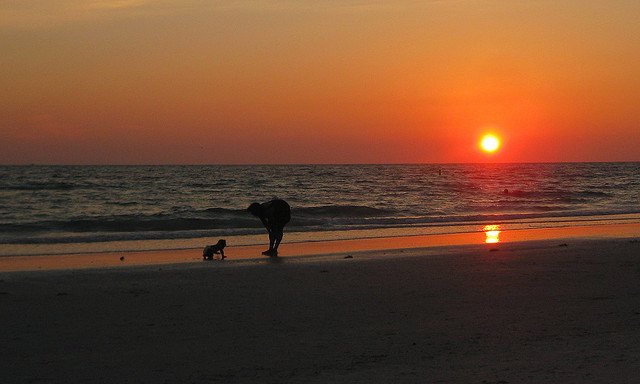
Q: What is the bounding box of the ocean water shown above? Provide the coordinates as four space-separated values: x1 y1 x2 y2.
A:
1 163 639 256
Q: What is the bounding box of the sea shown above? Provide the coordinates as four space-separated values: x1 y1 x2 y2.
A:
1 163 639 256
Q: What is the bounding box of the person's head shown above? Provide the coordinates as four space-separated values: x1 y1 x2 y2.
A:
247 202 263 217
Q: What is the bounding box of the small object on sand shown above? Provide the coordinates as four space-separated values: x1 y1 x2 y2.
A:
203 239 227 260
344 255 353 259
119 256 125 261
558 243 568 247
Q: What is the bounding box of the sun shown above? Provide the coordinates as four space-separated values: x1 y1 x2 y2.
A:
480 134 500 153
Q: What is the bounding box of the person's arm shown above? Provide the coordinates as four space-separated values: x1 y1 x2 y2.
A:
260 216 271 233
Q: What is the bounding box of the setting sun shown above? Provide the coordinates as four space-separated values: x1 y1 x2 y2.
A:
480 134 501 153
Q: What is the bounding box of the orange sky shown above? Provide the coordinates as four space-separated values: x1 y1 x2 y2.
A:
2 1 639 164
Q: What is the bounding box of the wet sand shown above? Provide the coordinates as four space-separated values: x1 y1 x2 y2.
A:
1 226 640 383
1 222 639 272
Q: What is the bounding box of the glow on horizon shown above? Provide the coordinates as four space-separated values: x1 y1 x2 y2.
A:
2 1 640 164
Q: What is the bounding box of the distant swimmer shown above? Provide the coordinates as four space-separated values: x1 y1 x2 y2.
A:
247 199 291 257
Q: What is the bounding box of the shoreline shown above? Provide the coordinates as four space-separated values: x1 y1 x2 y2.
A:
1 221 639 273
4 212 639 257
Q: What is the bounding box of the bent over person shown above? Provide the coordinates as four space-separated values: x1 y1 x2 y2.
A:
247 199 291 257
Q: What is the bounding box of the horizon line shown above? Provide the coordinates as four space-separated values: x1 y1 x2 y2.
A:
2 161 639 167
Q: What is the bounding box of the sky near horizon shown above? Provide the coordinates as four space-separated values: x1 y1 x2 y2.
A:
2 1 639 164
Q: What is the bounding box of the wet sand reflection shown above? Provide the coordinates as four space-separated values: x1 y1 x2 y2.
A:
483 224 501 244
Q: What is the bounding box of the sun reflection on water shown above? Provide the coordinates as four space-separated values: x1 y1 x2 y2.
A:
483 224 501 243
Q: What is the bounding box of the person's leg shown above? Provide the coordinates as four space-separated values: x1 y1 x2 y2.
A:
273 227 284 252
271 230 276 250
263 231 275 254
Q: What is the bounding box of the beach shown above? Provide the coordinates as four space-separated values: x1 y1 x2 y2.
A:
5 0 640 380
2 225 640 383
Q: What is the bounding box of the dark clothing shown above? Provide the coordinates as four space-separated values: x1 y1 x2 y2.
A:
248 199 291 255
259 199 291 232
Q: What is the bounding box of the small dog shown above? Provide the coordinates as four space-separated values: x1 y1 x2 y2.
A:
203 239 227 260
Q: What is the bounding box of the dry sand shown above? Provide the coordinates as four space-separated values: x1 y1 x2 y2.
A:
2 230 640 383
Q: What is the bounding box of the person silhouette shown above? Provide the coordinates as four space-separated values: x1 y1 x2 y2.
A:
247 199 291 257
